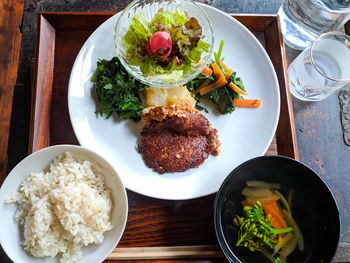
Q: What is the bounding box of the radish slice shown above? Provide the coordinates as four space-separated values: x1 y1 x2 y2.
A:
149 31 172 57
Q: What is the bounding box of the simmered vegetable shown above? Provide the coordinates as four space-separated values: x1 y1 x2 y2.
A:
234 181 304 263
234 202 293 251
186 39 261 114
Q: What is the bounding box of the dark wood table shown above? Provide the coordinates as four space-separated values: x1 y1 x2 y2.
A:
1 0 350 262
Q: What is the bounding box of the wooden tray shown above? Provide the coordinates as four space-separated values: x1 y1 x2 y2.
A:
29 12 298 261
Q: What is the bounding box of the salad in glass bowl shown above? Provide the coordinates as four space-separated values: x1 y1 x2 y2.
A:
114 0 214 88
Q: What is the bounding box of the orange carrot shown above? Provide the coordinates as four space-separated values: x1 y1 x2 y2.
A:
234 98 261 108
201 66 213 76
199 77 227 95
219 60 233 79
229 82 247 95
272 200 288 228
195 79 211 94
262 201 283 229
262 200 288 229
211 62 225 81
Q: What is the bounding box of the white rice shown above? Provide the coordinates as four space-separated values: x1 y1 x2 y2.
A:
5 152 113 263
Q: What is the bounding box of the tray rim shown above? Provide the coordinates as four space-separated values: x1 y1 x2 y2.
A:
28 12 298 259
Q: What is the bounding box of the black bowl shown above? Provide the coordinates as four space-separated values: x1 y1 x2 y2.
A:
214 156 340 263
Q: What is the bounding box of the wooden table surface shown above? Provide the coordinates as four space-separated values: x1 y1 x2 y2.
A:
1 0 350 262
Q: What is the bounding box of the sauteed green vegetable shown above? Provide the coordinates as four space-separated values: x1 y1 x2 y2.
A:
92 56 145 122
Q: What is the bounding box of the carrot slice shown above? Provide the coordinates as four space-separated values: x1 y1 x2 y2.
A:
234 98 261 108
229 82 247 95
262 200 288 229
195 79 211 94
199 83 217 95
201 66 213 76
211 62 225 81
219 60 233 79
262 201 283 229
199 77 227 95
272 200 288 228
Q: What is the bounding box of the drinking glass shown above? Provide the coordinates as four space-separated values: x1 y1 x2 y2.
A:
278 0 350 50
288 31 350 101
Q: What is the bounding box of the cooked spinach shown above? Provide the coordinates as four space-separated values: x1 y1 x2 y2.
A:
185 39 247 114
186 71 245 114
92 57 145 122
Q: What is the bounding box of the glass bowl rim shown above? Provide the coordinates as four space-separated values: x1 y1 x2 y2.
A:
114 0 214 88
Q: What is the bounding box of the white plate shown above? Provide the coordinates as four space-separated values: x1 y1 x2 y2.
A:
0 145 128 263
68 4 280 200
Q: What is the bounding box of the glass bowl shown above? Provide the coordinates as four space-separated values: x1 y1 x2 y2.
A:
114 0 214 89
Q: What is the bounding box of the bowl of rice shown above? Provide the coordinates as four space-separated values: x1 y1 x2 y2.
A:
0 145 128 263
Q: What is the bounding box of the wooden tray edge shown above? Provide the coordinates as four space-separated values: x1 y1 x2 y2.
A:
27 14 298 259
267 15 299 160
29 14 55 154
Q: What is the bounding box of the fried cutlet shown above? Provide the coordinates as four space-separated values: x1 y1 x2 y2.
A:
138 105 220 174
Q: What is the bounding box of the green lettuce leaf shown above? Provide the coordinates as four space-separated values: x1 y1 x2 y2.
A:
188 39 211 63
131 57 192 81
168 24 190 49
122 13 152 58
150 8 189 30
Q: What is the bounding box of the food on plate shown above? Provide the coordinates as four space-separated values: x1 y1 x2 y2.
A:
234 180 303 263
92 39 260 123
92 56 145 121
138 105 220 173
91 38 260 173
186 39 261 114
145 85 196 109
5 152 113 263
121 8 211 81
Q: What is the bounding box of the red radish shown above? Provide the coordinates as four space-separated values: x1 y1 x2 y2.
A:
147 31 172 57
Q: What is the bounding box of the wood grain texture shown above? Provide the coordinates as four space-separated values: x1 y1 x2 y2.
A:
340 20 350 146
213 0 283 14
345 20 350 35
232 14 276 32
104 260 223 263
107 245 224 260
0 0 24 185
339 89 350 146
264 16 299 160
27 14 296 256
29 15 56 153
119 191 217 247
287 20 350 256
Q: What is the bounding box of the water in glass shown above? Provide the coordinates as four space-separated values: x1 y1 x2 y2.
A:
288 32 350 101
279 0 350 49
289 51 341 101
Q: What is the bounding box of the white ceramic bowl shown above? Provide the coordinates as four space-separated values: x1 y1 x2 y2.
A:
0 145 128 263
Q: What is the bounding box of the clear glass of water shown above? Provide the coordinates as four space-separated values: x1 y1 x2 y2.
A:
288 31 350 101
279 0 350 50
